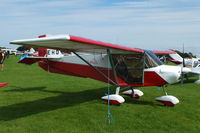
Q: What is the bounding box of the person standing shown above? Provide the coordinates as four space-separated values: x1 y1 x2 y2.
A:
0 50 5 71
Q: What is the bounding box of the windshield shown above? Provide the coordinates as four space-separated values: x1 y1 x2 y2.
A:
144 50 163 68
193 61 199 67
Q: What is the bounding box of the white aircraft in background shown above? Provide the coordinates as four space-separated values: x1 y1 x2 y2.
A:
1 48 17 55
156 51 200 84
23 47 38 56
10 34 191 106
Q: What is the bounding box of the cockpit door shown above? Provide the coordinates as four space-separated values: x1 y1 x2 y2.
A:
112 53 144 85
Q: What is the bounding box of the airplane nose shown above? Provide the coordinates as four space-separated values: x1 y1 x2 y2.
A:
159 66 181 84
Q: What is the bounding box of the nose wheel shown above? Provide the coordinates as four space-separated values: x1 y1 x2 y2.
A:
155 86 179 106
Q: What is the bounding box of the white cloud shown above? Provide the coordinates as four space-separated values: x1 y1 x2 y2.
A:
114 1 166 8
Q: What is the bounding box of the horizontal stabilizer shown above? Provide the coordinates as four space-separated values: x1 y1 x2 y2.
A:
18 57 42 65
18 56 61 65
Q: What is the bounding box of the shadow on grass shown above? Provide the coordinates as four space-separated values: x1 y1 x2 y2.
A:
173 78 198 85
0 86 158 121
0 86 105 121
4 86 46 92
124 96 156 106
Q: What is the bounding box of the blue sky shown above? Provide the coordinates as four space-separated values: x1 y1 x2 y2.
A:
1 0 200 56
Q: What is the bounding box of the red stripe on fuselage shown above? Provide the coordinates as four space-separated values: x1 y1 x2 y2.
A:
38 60 167 87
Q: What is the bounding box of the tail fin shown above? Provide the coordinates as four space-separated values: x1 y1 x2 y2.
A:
29 47 35 53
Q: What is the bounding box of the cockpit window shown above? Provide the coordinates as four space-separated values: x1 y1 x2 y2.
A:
144 50 163 68
112 53 144 84
193 61 199 67
111 51 162 84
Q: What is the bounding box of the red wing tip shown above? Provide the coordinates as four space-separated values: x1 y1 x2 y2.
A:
0 83 8 87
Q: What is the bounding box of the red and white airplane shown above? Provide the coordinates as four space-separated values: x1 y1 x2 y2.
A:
10 34 191 106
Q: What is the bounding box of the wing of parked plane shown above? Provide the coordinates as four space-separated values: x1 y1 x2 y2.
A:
153 50 183 64
10 34 144 54
10 34 185 106
153 50 176 55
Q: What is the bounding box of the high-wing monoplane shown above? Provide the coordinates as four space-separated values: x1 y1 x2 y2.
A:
157 51 200 84
154 50 200 84
10 35 191 106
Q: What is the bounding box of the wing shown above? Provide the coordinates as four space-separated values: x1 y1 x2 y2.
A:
153 50 176 55
10 34 144 54
153 50 183 64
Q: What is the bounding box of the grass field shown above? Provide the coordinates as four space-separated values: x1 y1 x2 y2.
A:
0 55 200 133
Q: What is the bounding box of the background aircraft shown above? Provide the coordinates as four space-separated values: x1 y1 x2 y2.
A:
157 51 200 84
10 34 191 106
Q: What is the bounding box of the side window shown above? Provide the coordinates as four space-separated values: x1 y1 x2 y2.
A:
112 54 144 84
47 50 50 55
56 50 59 55
193 61 198 67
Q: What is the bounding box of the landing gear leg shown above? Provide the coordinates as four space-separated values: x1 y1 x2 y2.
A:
115 86 120 95
162 85 168 96
131 87 134 98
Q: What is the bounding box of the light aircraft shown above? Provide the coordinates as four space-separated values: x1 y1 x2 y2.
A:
10 34 191 106
1 48 17 55
23 47 38 56
157 51 200 84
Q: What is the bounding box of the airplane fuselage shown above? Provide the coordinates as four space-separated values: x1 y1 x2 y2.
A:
38 53 181 87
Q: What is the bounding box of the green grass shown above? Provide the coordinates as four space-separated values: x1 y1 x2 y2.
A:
0 55 200 133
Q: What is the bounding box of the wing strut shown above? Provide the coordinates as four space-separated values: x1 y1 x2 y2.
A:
107 49 118 85
72 51 118 85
